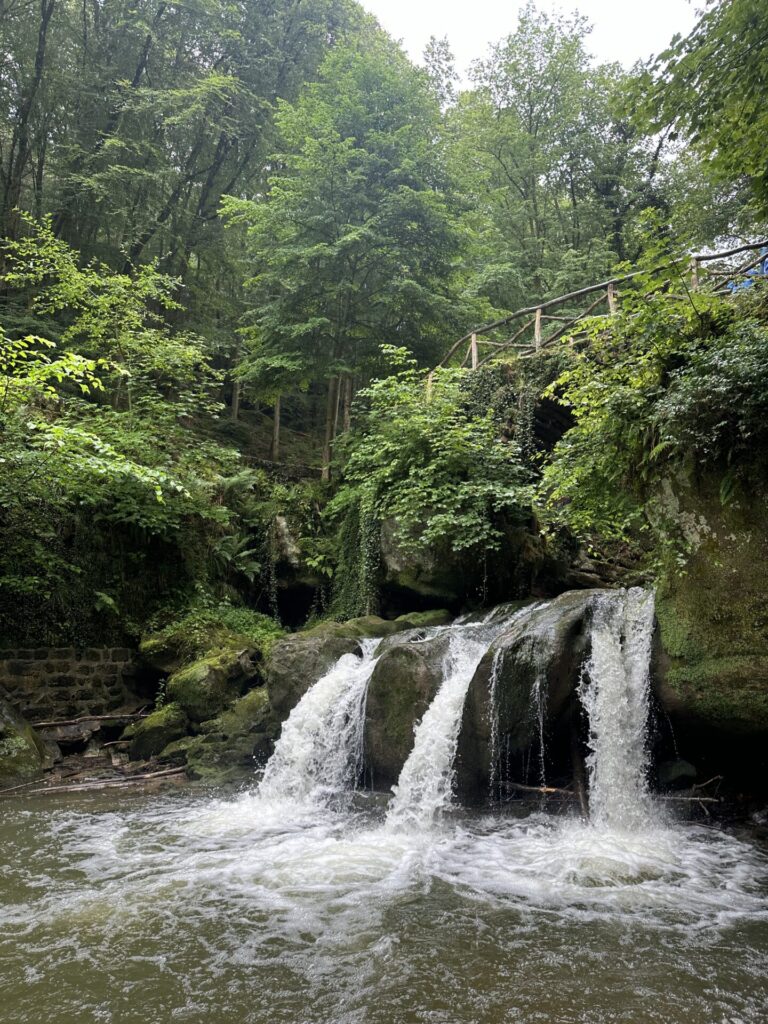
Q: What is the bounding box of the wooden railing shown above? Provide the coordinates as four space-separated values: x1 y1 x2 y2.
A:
437 240 768 371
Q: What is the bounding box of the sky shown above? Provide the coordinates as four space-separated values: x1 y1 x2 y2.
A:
360 0 700 75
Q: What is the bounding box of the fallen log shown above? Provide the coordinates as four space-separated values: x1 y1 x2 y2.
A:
11 767 187 797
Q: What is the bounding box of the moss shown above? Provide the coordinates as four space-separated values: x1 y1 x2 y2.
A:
129 702 188 761
665 656 768 732
656 474 768 733
141 604 285 672
394 609 452 628
166 648 256 723
0 698 46 783
301 620 366 640
184 687 277 785
158 736 197 765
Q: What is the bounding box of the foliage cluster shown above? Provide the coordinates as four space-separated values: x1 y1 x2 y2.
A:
541 258 768 556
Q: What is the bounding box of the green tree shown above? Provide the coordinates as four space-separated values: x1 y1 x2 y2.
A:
224 32 464 477
644 0 768 217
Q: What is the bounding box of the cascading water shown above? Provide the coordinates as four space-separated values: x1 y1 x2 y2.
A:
259 638 381 802
579 587 656 829
387 605 540 829
3 590 767 1024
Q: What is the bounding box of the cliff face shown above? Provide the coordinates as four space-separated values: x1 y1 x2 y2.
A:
654 473 768 787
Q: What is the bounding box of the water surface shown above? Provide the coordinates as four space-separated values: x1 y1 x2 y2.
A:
1 789 766 1024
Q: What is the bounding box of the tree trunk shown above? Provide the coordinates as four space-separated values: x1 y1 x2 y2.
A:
271 395 281 462
231 380 240 423
1 0 56 238
321 378 338 482
342 374 353 432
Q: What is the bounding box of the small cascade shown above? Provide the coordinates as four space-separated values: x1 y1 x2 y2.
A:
487 650 503 801
579 588 656 830
387 605 537 829
259 639 381 802
530 666 548 789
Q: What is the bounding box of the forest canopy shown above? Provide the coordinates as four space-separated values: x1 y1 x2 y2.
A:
1 0 766 642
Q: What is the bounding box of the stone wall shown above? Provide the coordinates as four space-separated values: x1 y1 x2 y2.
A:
0 648 144 724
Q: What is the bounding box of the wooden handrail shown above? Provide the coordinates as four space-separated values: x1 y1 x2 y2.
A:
438 239 768 370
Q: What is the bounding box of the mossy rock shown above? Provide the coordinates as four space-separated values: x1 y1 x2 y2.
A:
655 474 768 736
139 634 182 675
129 703 189 761
183 688 278 785
364 633 453 787
0 696 48 784
266 634 361 719
457 591 603 801
394 609 452 629
157 736 197 766
166 648 258 723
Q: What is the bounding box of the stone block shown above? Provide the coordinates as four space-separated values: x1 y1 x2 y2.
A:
111 648 134 662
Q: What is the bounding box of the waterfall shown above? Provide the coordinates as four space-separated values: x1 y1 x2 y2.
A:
579 588 656 830
487 650 503 801
259 639 381 802
387 606 537 829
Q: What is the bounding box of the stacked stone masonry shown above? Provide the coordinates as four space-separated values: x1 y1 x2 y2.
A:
0 648 142 723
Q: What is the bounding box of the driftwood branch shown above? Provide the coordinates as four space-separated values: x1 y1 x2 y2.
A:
35 711 148 728
503 781 574 796
8 767 187 797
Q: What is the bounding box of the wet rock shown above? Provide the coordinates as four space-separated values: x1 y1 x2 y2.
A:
0 694 50 783
658 759 697 790
166 649 258 724
181 689 278 785
456 590 610 801
266 634 361 720
128 703 189 761
364 632 453 788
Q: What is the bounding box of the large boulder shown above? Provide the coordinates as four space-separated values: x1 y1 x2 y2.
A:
266 633 362 720
166 648 258 724
128 703 189 761
456 590 609 800
0 694 50 784
176 688 278 785
265 613 452 721
364 632 453 787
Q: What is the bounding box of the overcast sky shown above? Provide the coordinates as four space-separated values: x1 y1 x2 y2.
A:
360 0 700 75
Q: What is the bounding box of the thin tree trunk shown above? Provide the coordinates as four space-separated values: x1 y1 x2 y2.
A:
332 373 343 440
271 395 281 461
231 380 240 423
342 374 353 432
321 378 338 482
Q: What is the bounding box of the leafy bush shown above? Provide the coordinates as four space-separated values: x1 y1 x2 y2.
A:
143 601 285 667
326 348 533 614
541 266 768 547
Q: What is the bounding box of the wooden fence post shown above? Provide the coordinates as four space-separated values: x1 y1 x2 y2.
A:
534 307 542 350
607 282 618 314
470 332 478 369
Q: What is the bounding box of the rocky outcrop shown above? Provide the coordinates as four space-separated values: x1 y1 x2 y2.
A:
456 591 607 799
0 694 52 783
266 612 452 721
653 475 768 789
266 633 362 721
128 703 189 761
364 632 453 787
166 649 259 724
177 689 278 785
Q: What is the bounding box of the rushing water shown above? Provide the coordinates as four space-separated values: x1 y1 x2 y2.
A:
580 588 656 830
387 606 536 829
2 592 768 1023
